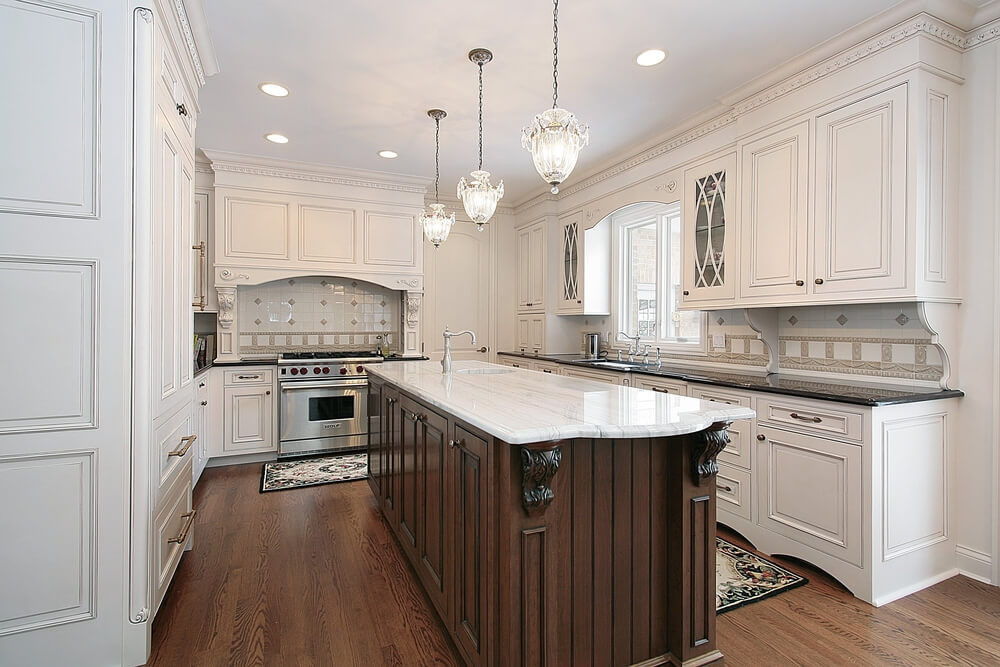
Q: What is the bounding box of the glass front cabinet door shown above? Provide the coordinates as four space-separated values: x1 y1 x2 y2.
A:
557 211 584 313
681 152 738 306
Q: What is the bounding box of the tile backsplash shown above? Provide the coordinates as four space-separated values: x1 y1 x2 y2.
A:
237 276 401 354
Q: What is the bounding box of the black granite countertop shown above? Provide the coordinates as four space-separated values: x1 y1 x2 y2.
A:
211 357 279 367
497 351 963 406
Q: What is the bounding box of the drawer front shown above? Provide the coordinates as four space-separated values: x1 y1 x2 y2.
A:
155 404 196 499
689 386 752 469
756 395 863 442
153 462 194 616
717 463 751 521
532 360 561 375
634 376 688 396
560 366 626 385
224 368 273 386
497 355 531 369
757 426 862 567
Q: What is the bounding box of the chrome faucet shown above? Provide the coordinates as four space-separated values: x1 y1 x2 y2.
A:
656 347 662 368
618 331 640 361
642 344 650 366
441 327 476 373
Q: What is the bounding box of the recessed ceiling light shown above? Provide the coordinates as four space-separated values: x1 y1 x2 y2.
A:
636 49 667 67
258 82 289 97
265 133 289 144
378 150 398 159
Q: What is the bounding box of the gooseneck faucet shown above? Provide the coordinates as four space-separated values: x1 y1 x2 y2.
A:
618 331 640 362
441 327 477 373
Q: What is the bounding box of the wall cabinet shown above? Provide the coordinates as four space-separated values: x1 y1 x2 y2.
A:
516 219 546 313
219 368 276 456
681 152 738 307
192 190 217 312
739 120 810 300
367 379 490 666
556 211 611 315
515 315 545 354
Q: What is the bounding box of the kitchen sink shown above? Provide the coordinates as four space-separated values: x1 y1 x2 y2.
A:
455 368 516 375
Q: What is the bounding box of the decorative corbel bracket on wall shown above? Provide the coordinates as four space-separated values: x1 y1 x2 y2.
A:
520 441 563 515
691 421 731 485
215 287 239 361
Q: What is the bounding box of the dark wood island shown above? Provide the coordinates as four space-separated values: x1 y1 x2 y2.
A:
366 360 754 667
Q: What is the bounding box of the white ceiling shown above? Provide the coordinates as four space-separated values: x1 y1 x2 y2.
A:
197 0 904 203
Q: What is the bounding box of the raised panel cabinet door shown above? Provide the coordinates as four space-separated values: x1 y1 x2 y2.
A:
516 226 531 310
681 152 738 305
740 121 809 299
813 85 907 294
367 381 383 499
383 387 400 522
192 191 209 311
528 222 546 309
396 396 420 557
223 385 275 453
528 316 545 352
178 151 194 390
451 424 490 666
757 426 862 567
416 407 451 623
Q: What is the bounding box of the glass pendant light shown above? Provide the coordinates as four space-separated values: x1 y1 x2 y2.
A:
419 109 455 248
522 0 589 194
458 48 504 231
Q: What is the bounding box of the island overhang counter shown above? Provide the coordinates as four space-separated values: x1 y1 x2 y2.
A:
365 360 755 667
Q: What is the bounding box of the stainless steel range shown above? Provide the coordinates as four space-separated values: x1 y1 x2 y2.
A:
277 351 382 458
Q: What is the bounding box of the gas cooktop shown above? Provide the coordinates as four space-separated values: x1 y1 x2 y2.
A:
279 350 380 362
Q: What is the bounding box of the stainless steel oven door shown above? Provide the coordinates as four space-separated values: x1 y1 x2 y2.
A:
279 379 368 443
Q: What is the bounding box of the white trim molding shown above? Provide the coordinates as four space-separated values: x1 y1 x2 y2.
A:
956 545 994 584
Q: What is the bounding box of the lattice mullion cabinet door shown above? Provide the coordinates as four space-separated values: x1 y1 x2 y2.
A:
557 211 585 314
680 151 739 309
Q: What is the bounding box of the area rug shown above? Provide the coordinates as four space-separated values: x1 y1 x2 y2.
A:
260 453 367 492
716 537 807 612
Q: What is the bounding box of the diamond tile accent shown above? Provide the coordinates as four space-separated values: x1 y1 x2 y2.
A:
351 299 358 307
320 280 328 286
254 297 262 305
380 300 387 307
320 319 328 326
351 318 358 326
895 313 910 326
351 281 357 287
320 299 327 306
254 318 261 325
836 314 848 326
287 298 295 305
787 316 798 326
288 318 295 325
716 317 725 326
380 319 387 326
288 279 295 286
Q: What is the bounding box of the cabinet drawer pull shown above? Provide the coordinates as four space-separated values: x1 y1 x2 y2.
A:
814 278 824 285
756 434 766 441
542 369 553 373
237 374 260 380
198 382 206 388
719 484 733 493
795 280 805 286
200 400 208 406
651 387 672 394
168 434 197 457
176 102 189 117
682 290 690 296
167 510 197 544
789 412 822 423
405 411 426 423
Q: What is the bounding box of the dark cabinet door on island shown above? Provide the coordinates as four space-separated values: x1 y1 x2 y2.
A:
415 401 452 624
397 396 420 560
366 380 383 498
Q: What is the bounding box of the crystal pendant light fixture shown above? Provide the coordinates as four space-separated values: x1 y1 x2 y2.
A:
522 0 589 194
458 48 504 231
419 109 456 248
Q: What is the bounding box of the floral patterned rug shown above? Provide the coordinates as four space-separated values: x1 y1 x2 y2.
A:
716 537 807 613
260 453 367 492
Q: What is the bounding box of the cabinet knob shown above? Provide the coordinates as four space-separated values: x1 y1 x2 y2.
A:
682 290 690 296
198 382 206 388
756 434 766 441
814 278 824 285
795 280 804 287
265 390 271 395
200 400 208 406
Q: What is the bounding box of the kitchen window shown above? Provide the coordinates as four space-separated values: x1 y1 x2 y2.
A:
612 202 706 353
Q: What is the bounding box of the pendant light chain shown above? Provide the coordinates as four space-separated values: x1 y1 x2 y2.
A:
478 61 484 171
434 116 441 203
552 0 559 109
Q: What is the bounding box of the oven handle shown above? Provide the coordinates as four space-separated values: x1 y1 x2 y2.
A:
280 379 368 390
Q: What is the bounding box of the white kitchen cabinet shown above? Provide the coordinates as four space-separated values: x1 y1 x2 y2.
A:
688 385 753 470
556 211 611 315
516 219 546 313
716 462 752 522
756 425 863 567
220 368 277 455
497 354 533 369
515 315 545 354
192 373 211 484
631 375 688 396
559 365 630 386
739 120 810 300
532 360 562 375
192 190 217 312
681 152 738 307
813 85 907 295
152 460 194 617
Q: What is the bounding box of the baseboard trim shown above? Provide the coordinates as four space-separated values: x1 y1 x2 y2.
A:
872 568 959 606
205 452 277 468
956 545 994 584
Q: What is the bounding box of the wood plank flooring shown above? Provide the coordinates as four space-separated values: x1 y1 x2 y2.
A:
149 462 1000 666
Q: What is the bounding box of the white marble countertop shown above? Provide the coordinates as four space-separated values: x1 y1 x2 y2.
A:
366 360 755 445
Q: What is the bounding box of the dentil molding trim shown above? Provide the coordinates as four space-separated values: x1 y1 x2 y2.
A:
171 0 205 86
514 12 993 209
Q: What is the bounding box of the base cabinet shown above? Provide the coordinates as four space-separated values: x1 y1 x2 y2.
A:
451 424 489 666
216 367 277 456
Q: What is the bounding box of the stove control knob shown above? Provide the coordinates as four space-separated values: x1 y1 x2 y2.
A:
322 367 330 374
356 365 364 373
313 367 321 374
340 367 348 375
300 367 307 375
290 367 298 375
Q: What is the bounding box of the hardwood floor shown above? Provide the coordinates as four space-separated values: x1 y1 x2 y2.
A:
150 463 1000 666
